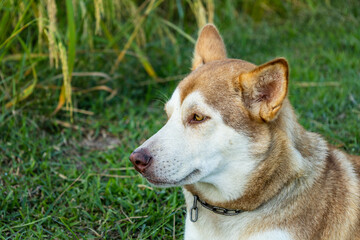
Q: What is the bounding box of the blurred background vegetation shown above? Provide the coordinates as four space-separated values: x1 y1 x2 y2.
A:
0 0 359 238
1 0 357 121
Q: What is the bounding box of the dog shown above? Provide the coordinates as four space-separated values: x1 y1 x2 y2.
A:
129 24 360 240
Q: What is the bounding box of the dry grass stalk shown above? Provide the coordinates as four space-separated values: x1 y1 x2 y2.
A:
117 215 148 223
47 0 59 67
89 173 137 178
107 167 135 171
52 172 84 208
61 107 94 116
137 184 154 190
294 81 340 87
188 0 214 28
49 71 111 81
206 0 214 23
173 214 176 240
58 42 73 118
94 0 104 35
37 1 45 52
110 0 157 74
192 0 207 28
54 119 86 131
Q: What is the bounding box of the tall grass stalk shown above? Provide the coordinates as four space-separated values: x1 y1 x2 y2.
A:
46 0 58 68
94 0 104 35
58 43 72 117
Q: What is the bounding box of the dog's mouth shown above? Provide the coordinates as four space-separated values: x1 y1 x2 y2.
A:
145 169 200 186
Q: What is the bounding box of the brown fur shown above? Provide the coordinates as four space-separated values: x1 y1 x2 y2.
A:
182 24 360 239
192 24 227 70
239 58 289 122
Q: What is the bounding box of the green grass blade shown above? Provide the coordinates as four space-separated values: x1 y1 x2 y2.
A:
59 217 79 240
131 42 158 80
5 36 38 108
0 0 34 59
161 18 196 44
0 10 10 43
0 19 37 51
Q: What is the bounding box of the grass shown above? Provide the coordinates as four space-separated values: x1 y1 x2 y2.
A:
1 0 360 239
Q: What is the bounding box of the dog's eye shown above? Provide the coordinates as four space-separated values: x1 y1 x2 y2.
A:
190 113 206 123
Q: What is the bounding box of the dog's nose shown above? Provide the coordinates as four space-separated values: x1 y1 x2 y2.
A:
129 149 153 173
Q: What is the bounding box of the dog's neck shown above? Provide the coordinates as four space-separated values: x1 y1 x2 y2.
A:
184 100 328 212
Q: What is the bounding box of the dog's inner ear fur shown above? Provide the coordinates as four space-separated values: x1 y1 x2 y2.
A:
192 24 227 70
239 58 289 122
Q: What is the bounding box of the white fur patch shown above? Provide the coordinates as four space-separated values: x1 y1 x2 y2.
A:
183 200 293 240
247 230 293 240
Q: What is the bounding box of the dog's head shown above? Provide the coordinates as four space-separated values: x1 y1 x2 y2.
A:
130 24 289 190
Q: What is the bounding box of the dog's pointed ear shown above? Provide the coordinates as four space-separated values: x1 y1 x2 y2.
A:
239 58 289 122
192 24 227 70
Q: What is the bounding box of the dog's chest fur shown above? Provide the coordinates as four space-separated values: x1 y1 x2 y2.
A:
183 189 294 240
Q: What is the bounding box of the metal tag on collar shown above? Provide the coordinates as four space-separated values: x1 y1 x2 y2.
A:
190 195 199 222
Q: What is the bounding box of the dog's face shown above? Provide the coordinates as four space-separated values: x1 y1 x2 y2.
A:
130 24 289 190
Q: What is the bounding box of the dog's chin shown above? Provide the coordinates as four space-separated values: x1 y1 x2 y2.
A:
144 169 201 188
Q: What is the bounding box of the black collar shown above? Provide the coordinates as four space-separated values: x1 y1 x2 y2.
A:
190 195 244 222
